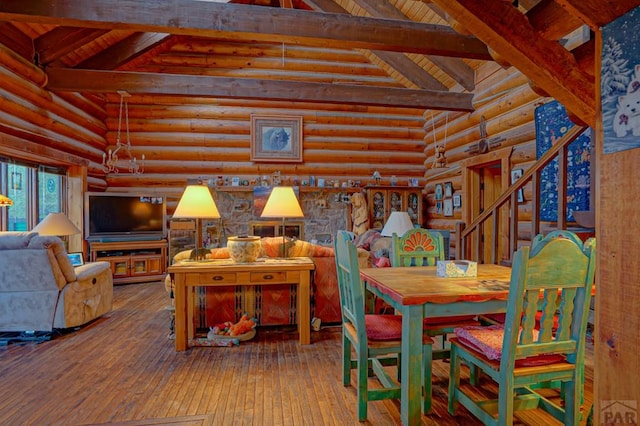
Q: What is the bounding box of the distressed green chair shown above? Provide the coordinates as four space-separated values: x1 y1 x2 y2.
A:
448 233 596 425
391 228 480 359
334 230 434 420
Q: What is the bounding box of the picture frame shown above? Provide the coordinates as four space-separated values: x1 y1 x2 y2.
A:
250 114 303 162
444 181 453 198
435 183 443 200
453 194 462 208
511 169 525 203
443 198 454 217
67 252 84 267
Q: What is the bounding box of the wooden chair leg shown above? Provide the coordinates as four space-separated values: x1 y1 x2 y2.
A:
448 344 461 415
422 344 433 414
342 332 351 386
357 350 369 421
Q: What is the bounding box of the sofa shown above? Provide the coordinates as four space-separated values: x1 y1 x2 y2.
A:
166 236 369 328
0 232 113 332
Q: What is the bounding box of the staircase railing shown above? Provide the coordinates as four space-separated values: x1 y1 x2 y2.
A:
454 124 588 264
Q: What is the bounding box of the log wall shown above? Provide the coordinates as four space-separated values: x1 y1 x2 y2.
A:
0 41 553 247
422 63 548 257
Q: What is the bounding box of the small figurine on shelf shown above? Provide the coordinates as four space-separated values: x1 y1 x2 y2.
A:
372 170 381 185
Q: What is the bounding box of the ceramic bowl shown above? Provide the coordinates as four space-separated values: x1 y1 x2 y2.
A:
227 235 261 263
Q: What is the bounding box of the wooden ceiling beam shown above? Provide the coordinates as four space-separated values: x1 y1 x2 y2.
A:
0 0 492 59
0 22 33 60
371 50 446 90
554 0 640 31
34 26 110 66
304 0 445 90
350 0 476 91
429 0 595 126
525 0 584 40
77 32 174 70
44 68 475 111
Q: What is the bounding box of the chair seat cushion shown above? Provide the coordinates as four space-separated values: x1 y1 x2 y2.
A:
364 314 402 341
454 325 565 367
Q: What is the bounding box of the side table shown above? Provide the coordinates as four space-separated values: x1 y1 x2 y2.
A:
168 257 315 351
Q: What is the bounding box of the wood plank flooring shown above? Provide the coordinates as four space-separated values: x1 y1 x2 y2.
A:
0 281 593 425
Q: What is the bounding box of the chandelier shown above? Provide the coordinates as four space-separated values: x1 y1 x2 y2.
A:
102 91 144 174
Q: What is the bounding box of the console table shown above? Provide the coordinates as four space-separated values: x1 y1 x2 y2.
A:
168 257 315 351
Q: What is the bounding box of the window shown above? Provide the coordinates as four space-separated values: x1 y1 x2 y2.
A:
0 160 66 231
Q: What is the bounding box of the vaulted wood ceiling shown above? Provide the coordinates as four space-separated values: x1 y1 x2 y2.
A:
1 0 639 126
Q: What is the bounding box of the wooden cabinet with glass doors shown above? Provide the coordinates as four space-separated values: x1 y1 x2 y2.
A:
365 186 423 230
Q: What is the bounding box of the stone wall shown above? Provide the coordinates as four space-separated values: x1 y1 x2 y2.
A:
199 188 357 247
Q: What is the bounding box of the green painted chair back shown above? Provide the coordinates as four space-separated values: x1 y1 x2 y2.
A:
390 228 445 267
448 232 596 425
334 230 367 344
504 235 596 368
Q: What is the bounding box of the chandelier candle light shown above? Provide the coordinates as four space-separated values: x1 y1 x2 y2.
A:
102 91 144 175
260 186 304 258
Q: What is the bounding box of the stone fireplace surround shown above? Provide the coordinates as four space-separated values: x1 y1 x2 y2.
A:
201 187 360 246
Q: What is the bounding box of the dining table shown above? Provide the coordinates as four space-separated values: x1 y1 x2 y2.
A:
360 263 513 426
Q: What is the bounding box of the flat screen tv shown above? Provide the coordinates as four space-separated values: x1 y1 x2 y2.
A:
84 192 166 241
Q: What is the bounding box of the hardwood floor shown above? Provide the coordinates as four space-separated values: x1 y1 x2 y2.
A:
0 281 593 425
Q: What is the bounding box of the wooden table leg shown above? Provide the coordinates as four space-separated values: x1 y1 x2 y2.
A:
400 304 423 425
174 273 187 351
298 270 311 345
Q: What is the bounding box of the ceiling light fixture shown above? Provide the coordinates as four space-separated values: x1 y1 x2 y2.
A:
102 91 144 175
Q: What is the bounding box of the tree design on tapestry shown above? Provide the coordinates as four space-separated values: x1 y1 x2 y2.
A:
535 101 591 223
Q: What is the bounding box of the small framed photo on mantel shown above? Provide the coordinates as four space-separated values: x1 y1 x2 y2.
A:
250 114 303 163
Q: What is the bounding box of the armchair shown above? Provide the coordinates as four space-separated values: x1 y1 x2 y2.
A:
0 232 113 333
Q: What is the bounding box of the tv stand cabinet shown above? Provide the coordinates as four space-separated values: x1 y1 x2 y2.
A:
89 239 168 285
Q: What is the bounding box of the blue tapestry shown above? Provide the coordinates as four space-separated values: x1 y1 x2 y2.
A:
601 6 640 154
535 101 591 222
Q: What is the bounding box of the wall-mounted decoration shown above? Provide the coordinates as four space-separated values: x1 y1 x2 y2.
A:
444 182 453 198
453 194 462 208
510 169 525 203
251 115 303 162
11 172 22 191
443 198 454 217
435 184 443 200
602 8 640 154
535 100 591 222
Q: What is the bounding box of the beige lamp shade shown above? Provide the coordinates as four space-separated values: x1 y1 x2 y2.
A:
260 187 304 219
380 211 414 237
0 193 13 206
32 212 81 236
173 185 221 219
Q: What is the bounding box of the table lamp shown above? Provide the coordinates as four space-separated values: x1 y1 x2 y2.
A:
380 211 414 237
173 184 221 260
0 193 13 206
260 186 304 257
33 212 81 236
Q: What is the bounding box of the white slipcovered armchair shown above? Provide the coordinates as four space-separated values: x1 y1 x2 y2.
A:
0 232 113 332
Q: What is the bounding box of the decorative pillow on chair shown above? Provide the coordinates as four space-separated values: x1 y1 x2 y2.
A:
364 314 403 341
454 325 565 367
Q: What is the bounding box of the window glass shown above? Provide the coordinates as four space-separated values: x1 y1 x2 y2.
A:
7 164 28 231
38 170 63 221
0 160 66 231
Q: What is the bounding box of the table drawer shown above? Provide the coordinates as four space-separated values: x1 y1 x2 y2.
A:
198 272 237 284
250 271 287 283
